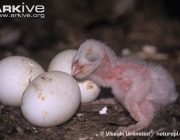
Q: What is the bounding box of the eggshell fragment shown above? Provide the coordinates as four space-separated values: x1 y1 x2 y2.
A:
99 106 108 114
0 56 45 107
48 50 101 103
21 71 81 127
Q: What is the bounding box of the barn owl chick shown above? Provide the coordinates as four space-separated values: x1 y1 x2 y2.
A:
71 39 178 132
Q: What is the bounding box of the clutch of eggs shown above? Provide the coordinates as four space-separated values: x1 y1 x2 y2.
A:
48 49 101 103
0 56 45 107
0 50 100 127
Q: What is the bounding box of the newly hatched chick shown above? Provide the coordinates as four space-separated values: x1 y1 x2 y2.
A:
71 39 178 132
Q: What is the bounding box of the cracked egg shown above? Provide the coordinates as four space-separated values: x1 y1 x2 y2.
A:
0 56 44 107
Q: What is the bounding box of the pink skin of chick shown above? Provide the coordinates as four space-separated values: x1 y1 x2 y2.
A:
71 39 178 132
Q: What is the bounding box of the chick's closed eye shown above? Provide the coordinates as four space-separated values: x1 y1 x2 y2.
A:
85 51 99 62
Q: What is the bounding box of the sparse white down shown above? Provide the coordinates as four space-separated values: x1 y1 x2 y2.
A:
71 39 178 132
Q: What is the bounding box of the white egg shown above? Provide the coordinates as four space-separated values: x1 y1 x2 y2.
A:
48 49 77 75
48 50 101 103
21 71 80 127
0 56 45 107
78 80 101 103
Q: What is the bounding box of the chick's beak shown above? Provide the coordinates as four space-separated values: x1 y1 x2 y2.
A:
71 59 84 76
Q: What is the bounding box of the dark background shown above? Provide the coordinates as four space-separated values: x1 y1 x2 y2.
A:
0 0 180 71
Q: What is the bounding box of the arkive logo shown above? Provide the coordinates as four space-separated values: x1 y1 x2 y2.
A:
0 2 45 13
0 2 45 18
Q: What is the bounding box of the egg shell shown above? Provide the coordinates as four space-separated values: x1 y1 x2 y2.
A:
0 56 45 107
21 71 81 127
48 49 101 103
48 49 77 75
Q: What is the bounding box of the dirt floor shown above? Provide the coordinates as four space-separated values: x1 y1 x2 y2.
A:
0 0 180 139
